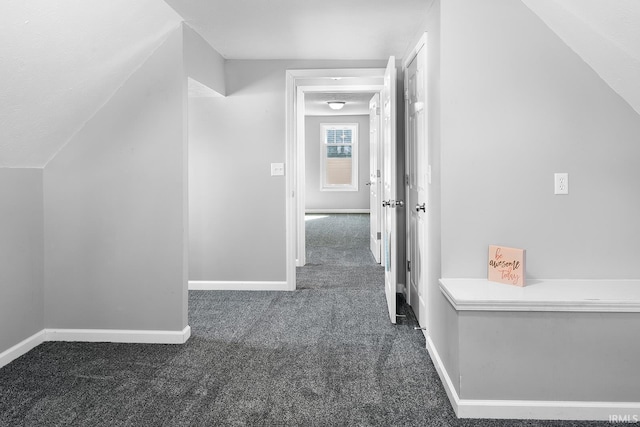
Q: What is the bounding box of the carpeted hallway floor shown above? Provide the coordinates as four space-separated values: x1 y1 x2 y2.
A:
0 214 609 426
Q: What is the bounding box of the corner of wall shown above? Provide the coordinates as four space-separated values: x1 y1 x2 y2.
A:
183 23 226 97
0 168 45 355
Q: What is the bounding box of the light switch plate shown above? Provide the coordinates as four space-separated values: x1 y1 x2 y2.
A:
271 163 285 176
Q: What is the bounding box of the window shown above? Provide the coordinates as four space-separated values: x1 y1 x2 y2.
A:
320 123 358 191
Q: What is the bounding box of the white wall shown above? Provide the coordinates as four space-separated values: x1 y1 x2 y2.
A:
188 59 385 283
0 169 44 352
304 115 370 211
432 0 640 403
440 0 640 281
44 28 188 331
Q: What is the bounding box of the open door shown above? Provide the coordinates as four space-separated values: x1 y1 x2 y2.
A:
382 57 399 324
406 39 429 330
369 93 381 263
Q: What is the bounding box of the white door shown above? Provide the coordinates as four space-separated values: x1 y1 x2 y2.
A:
369 93 381 263
382 57 399 324
406 42 429 330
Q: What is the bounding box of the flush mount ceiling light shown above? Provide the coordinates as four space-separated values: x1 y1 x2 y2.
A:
327 101 346 110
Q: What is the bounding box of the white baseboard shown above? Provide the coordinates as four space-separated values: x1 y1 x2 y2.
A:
424 334 640 421
424 334 462 416
305 209 370 214
0 330 46 369
0 326 191 369
189 280 290 291
45 326 191 344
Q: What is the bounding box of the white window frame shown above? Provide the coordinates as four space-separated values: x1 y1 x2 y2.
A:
319 123 359 192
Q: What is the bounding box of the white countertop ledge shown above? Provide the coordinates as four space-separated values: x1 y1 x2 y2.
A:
439 278 640 312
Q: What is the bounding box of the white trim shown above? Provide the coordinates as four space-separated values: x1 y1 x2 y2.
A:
1 326 191 369
189 280 290 291
403 32 428 69
296 85 307 267
425 335 640 420
457 399 640 421
285 71 298 287
305 209 370 214
439 278 640 313
0 330 46 369
45 326 191 344
284 68 387 80
425 334 461 417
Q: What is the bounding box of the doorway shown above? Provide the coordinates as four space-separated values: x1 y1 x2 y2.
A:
302 91 379 265
285 62 403 328
285 69 385 291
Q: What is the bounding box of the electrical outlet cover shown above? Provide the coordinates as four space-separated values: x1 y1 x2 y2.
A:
554 172 568 195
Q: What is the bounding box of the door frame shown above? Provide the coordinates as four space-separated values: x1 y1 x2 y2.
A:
368 93 382 264
285 69 385 290
382 56 399 323
403 33 429 326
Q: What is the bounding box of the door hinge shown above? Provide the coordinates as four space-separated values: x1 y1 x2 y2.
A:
407 260 411 272
377 232 382 240
376 106 381 115
404 90 409 101
405 174 410 186
377 169 381 178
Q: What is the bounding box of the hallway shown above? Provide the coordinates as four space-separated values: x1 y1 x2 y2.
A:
0 214 608 425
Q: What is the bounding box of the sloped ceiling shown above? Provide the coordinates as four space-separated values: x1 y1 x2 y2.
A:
6 0 637 168
0 1 182 168
163 0 431 60
522 0 640 116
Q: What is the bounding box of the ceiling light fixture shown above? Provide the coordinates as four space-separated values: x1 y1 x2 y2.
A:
327 101 346 110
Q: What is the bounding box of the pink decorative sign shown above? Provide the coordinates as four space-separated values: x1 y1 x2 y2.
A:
488 245 526 286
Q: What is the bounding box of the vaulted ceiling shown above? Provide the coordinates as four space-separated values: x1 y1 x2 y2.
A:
0 0 182 168
1 0 639 168
521 0 640 115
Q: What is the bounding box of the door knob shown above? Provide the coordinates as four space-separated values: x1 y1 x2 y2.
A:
416 203 426 212
365 182 372 186
393 200 404 208
382 200 391 207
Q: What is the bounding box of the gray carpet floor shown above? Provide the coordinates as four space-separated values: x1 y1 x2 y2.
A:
0 214 610 426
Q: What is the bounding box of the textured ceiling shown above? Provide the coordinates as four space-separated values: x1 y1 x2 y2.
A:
163 0 431 60
0 0 182 168
522 0 640 115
